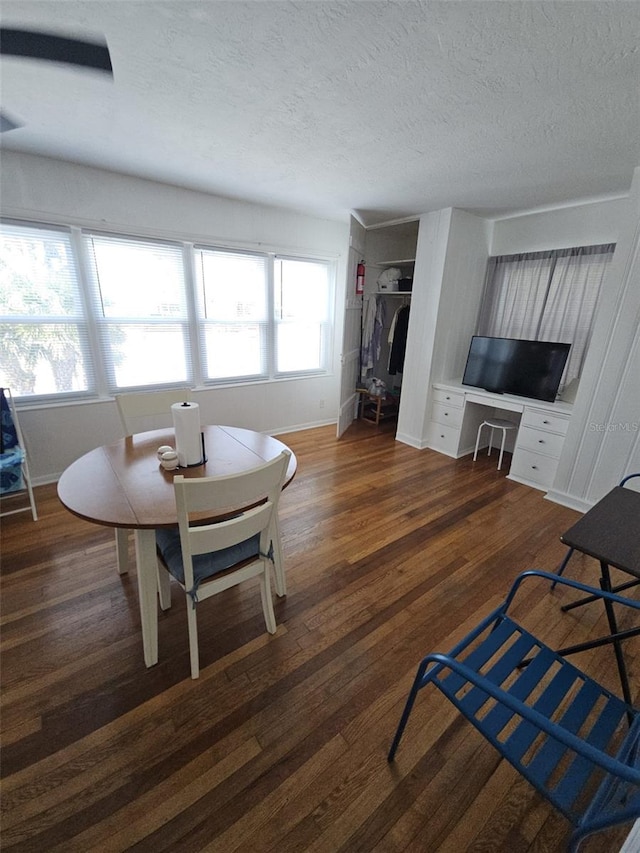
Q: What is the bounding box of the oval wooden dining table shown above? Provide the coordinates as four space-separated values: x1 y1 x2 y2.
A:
57 425 297 667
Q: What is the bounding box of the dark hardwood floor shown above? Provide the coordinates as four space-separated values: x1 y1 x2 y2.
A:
1 422 638 852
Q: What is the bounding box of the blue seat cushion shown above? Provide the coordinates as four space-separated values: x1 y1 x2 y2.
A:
0 446 25 493
156 528 260 594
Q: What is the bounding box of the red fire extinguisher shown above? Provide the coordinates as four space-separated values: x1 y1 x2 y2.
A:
356 261 365 295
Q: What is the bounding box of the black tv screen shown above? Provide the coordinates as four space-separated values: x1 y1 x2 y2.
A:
462 336 571 403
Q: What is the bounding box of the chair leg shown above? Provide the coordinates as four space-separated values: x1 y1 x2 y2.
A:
23 469 38 521
260 565 277 634
115 528 130 574
497 428 506 471
186 601 200 679
487 427 494 457
388 659 429 761
270 517 287 597
550 546 574 590
473 423 484 462
157 565 172 610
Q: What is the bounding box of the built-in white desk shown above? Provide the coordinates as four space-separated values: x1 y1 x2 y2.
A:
427 380 573 492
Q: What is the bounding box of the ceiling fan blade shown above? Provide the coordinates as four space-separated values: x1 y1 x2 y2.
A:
0 109 23 132
0 27 112 74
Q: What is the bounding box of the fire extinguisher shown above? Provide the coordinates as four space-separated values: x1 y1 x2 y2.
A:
356 260 365 295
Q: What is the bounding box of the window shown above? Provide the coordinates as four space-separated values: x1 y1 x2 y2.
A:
195 248 269 381
477 244 615 386
1 220 335 401
195 249 333 382
274 257 332 374
84 234 190 390
0 223 92 397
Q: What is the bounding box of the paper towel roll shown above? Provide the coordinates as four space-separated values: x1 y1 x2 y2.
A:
171 401 202 467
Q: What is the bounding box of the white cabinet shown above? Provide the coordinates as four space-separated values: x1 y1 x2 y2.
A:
509 406 570 491
426 382 573 494
427 388 465 456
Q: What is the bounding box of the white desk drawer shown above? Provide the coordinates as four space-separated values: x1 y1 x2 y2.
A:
432 388 464 408
521 408 570 435
516 426 566 459
431 401 463 428
510 448 559 488
427 421 460 456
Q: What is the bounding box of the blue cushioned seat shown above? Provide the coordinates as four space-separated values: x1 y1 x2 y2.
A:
156 528 259 599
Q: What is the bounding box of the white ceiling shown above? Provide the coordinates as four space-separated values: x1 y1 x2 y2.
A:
1 1 639 227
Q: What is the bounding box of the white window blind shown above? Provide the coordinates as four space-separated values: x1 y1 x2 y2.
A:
0 222 94 397
83 234 190 391
3 219 335 402
274 257 332 374
195 248 269 381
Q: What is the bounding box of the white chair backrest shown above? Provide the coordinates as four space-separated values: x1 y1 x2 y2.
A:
116 389 192 436
173 450 290 579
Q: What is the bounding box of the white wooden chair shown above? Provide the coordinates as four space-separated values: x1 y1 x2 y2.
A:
0 387 37 521
114 388 192 573
155 450 290 678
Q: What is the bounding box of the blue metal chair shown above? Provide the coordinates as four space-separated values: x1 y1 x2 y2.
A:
0 387 37 520
389 571 640 852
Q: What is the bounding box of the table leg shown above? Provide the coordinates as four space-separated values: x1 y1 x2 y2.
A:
115 527 130 574
134 529 159 667
599 562 633 710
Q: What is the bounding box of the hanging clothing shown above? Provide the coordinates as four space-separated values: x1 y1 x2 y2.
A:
388 304 410 375
361 296 386 379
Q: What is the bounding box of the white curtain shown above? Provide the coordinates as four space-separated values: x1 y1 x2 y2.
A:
477 244 615 387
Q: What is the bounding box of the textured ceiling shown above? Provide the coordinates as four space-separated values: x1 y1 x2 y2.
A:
1 1 639 226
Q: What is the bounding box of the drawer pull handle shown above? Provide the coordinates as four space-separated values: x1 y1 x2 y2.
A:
445 396 450 400
440 434 445 439
538 439 545 444
542 420 550 424
444 412 449 416
531 465 538 470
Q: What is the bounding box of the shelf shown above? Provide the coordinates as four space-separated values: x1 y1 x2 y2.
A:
373 258 415 267
376 290 411 296
356 388 400 425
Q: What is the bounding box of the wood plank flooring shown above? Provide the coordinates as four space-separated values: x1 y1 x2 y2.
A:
1 422 638 852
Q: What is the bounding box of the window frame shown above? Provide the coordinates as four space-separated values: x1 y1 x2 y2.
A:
0 220 97 404
272 253 334 379
1 218 337 404
193 244 271 385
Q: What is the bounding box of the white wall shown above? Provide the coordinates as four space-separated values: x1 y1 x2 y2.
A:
490 197 627 255
1 152 350 483
486 190 639 509
548 171 640 509
397 208 491 448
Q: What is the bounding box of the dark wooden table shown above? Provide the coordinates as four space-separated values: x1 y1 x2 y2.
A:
58 425 296 667
559 486 640 706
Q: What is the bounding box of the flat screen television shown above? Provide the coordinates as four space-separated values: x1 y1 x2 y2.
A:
462 336 571 403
